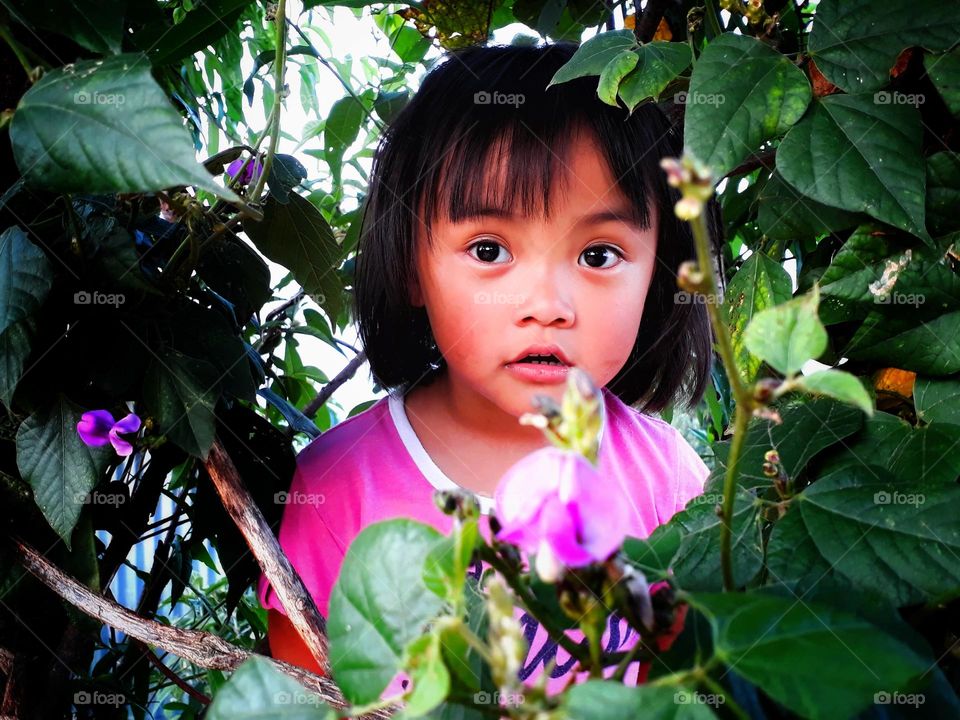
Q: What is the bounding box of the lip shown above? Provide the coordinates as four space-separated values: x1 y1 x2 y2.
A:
507 344 573 366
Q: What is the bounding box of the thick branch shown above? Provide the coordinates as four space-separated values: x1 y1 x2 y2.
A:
203 438 330 672
12 538 396 718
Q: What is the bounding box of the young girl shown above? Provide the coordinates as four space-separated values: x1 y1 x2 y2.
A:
259 41 717 702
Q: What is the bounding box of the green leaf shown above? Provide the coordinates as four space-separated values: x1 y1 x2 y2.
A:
10 55 238 201
403 634 451 717
597 50 638 107
794 370 873 415
915 375 960 424
243 193 343 323
789 466 960 605
134 0 254 67
564 681 718 719
3 0 124 55
671 488 762 591
196 234 272 324
206 655 334 719
268 154 309 204
547 30 636 86
16 395 112 547
777 94 930 242
722 252 793 384
766 504 845 594
323 95 365 179
691 590 931 719
684 33 811 178
755 171 861 241
809 0 960 94
423 518 479 603
709 398 864 493
925 48 960 117
743 285 827 376
926 151 960 237
143 348 220 459
328 519 446 705
618 42 693 111
621 524 684 581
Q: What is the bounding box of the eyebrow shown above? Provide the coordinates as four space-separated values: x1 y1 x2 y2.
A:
458 206 645 229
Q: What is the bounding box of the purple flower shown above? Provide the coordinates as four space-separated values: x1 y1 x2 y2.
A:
493 447 633 580
226 156 263 186
77 410 142 456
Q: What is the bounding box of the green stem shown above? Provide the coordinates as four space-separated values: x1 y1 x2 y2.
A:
703 0 724 38
249 0 288 204
611 638 650 682
688 205 753 592
456 620 495 667
0 23 38 77
701 674 750 720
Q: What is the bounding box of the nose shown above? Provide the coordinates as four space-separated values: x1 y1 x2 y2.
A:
513 265 575 328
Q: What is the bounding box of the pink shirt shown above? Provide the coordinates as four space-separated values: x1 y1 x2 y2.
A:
258 386 709 701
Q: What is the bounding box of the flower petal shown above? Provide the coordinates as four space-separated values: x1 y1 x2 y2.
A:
494 446 563 537
77 410 115 447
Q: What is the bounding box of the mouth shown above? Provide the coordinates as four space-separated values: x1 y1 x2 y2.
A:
507 345 573 367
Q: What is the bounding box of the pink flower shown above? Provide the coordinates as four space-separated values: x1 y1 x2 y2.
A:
493 447 633 579
77 410 141 456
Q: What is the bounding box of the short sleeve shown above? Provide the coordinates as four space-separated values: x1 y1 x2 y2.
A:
672 431 711 515
257 448 352 618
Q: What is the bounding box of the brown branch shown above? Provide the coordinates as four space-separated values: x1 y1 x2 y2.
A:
634 0 671 42
725 149 777 179
303 349 368 419
202 438 330 672
11 538 397 719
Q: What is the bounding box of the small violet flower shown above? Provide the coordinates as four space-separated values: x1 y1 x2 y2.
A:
226 156 264 186
77 410 142 457
493 446 633 582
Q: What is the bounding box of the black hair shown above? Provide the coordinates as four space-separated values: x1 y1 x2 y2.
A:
354 41 719 413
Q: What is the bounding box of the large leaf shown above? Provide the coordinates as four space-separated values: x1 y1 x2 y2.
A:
617 42 693 111
743 285 827 377
783 466 960 605
564 681 718 719
327 519 445 705
914 375 960 424
206 656 334 719
143 348 220 459
777 94 930 242
547 29 637 86
926 151 960 237
809 0 960 94
0 226 53 407
722 252 792 384
755 170 861 241
709 398 864 492
16 395 112 547
10 55 238 201
691 590 931 719
925 48 960 117
3 0 124 55
684 33 811 178
794 369 873 416
133 0 254 67
671 488 762 591
196 234 272 324
242 194 343 322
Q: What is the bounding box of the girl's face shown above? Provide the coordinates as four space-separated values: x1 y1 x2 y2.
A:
411 131 659 420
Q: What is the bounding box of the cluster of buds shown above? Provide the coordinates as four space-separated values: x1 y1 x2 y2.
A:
519 367 603 466
434 488 480 522
660 155 714 220
485 577 529 693
762 448 790 498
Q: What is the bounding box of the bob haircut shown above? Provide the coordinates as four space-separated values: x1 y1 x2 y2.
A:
354 41 719 412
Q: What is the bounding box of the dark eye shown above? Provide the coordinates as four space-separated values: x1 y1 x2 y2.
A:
468 239 512 264
579 245 623 269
